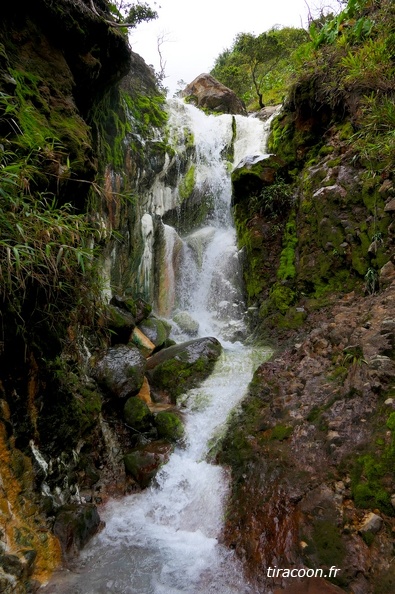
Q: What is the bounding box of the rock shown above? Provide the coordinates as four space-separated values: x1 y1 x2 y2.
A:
232 154 286 206
136 377 152 405
123 396 153 433
93 345 146 398
384 197 395 211
134 296 153 324
184 227 216 267
359 512 383 535
380 260 395 287
181 73 247 115
172 311 199 336
274 577 346 593
0 553 24 578
146 337 222 402
254 105 281 121
154 411 185 442
138 317 171 348
107 304 136 343
53 503 101 558
129 327 155 356
124 440 173 487
349 573 371 594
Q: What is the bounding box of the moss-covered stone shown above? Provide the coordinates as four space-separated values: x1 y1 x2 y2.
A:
154 411 184 442
123 396 153 433
146 337 222 402
138 317 171 348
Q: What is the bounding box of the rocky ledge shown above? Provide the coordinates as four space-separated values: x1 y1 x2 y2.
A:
219 276 395 594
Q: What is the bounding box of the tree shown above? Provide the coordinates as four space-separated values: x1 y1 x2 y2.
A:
211 27 308 109
88 1 158 29
233 32 284 108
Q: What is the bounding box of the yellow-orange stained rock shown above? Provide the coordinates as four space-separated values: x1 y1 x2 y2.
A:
136 377 152 404
130 327 155 357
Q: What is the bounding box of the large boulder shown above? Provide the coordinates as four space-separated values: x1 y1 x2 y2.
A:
182 73 247 115
146 337 222 402
93 345 146 398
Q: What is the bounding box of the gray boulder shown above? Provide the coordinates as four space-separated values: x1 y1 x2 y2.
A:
93 345 146 398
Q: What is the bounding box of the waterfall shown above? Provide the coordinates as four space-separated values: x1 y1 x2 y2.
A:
149 99 273 342
42 102 273 594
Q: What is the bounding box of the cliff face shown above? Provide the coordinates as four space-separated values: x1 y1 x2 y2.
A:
222 2 395 593
0 2 168 591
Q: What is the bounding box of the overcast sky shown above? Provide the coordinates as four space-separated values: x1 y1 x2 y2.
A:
130 0 342 94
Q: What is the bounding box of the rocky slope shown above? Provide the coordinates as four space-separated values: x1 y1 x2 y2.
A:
219 2 395 592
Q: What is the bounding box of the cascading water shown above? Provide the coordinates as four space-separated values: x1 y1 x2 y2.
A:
42 101 274 594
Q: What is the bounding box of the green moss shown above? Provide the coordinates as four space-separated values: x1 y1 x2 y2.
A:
276 307 306 329
336 121 354 141
310 519 346 573
327 157 342 167
270 424 293 441
350 410 395 516
179 165 196 201
269 283 296 314
319 145 334 156
277 215 297 281
123 397 153 432
154 411 184 442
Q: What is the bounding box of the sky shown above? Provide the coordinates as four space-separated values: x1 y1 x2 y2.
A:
129 0 342 95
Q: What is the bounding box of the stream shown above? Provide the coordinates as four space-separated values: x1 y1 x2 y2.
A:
42 100 273 594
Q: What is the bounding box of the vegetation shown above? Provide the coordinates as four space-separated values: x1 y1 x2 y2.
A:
0 88 101 332
89 1 158 30
211 27 308 109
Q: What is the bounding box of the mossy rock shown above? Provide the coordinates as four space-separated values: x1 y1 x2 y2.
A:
123 397 153 433
138 317 171 348
107 304 136 344
154 411 184 442
146 337 222 402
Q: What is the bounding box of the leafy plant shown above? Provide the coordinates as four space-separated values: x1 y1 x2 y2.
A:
251 177 294 218
364 267 379 294
340 345 367 367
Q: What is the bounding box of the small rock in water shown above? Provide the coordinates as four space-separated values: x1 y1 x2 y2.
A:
173 311 199 336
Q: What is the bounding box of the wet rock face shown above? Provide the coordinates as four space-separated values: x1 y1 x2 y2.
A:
94 345 146 398
181 73 247 115
220 281 395 593
146 337 222 403
53 504 101 559
124 440 173 488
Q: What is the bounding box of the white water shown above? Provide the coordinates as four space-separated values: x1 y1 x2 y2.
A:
43 102 274 594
